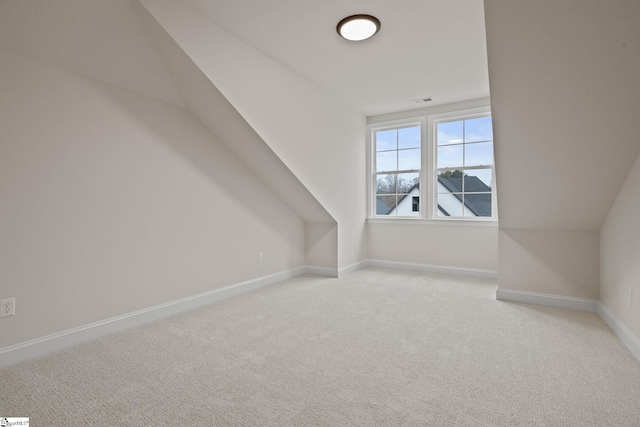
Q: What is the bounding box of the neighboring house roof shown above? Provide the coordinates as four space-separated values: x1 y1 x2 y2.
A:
392 184 419 211
376 198 392 215
438 176 492 217
384 176 492 216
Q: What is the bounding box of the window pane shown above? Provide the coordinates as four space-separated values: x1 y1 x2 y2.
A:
397 173 419 194
372 115 494 220
437 121 463 146
437 144 463 168
464 117 493 143
398 148 420 171
464 142 493 167
376 195 396 216
437 192 463 217
398 125 421 149
376 151 397 172
388 182 419 217
376 174 396 194
465 193 492 217
464 169 492 191
376 129 397 151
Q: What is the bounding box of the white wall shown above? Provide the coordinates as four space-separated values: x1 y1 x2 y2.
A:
484 0 640 299
499 229 599 300
139 0 367 271
601 151 640 340
368 222 498 272
0 0 184 108
0 50 305 348
305 223 338 272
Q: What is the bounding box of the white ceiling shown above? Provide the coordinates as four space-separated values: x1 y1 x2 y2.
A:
177 0 490 117
0 0 490 117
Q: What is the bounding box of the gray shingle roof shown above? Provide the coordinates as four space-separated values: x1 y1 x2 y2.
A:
438 176 492 217
377 176 491 217
376 198 392 215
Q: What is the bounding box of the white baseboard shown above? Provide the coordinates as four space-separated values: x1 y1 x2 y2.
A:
304 266 339 278
0 266 306 369
496 289 640 363
496 288 599 313
597 303 640 362
305 259 497 280
338 260 370 277
10 262 635 369
0 260 497 368
368 259 498 280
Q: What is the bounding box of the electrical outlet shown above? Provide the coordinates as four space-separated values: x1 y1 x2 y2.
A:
0 298 15 317
258 252 264 263
629 288 634 307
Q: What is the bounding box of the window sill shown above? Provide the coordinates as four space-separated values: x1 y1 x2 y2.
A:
366 217 499 227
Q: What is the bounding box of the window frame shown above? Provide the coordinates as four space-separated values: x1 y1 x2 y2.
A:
370 117 427 218
368 106 497 222
429 107 497 221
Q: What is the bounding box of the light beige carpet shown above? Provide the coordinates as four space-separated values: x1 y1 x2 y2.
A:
2 267 640 426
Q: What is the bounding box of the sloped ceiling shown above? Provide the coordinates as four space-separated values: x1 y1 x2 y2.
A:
0 0 184 107
133 0 335 223
485 0 640 231
176 0 490 117
180 0 640 232
0 0 334 224
5 0 638 233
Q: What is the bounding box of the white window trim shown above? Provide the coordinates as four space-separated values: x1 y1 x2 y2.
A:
429 106 497 221
367 106 498 223
368 116 426 219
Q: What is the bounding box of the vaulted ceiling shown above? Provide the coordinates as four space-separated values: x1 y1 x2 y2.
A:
0 0 490 117
176 0 490 116
3 0 639 234
485 0 640 231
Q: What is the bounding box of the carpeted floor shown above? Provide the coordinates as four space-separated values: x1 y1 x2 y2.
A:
2 267 640 426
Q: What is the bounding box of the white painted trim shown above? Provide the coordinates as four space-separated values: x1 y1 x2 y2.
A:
597 303 640 362
304 265 339 278
6 261 636 372
496 288 598 313
366 217 499 227
338 260 370 277
0 266 306 369
368 259 498 279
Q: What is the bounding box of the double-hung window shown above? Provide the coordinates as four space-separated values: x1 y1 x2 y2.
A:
373 122 422 217
433 112 494 218
370 107 496 220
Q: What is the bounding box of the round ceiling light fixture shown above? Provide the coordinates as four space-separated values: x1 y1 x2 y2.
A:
337 14 381 41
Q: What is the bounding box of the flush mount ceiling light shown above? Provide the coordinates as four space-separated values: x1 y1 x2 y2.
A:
337 14 381 41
